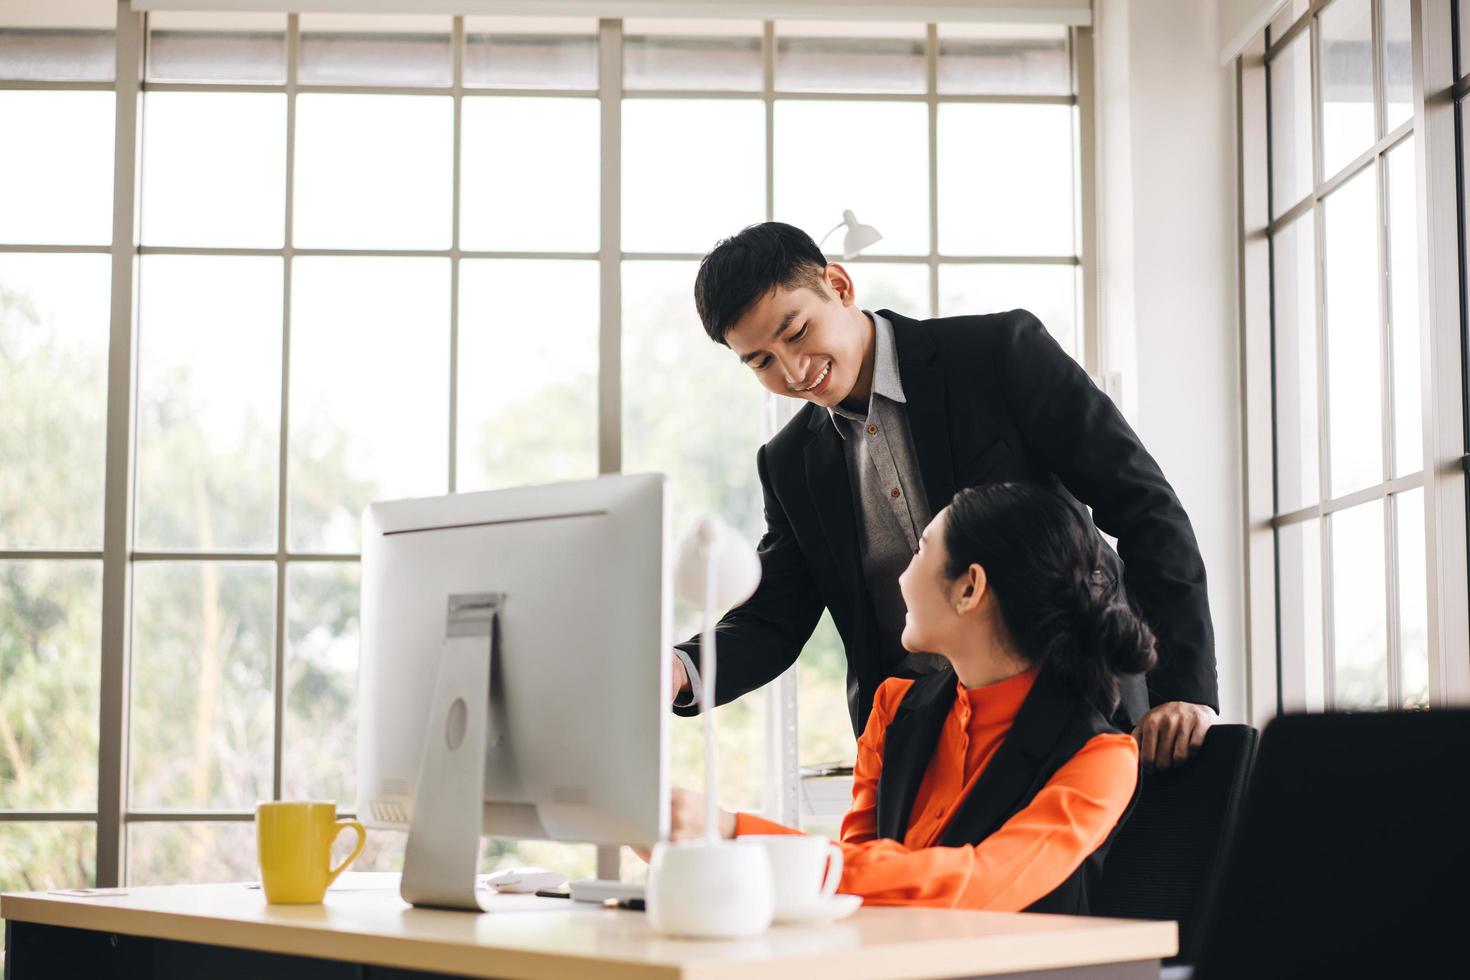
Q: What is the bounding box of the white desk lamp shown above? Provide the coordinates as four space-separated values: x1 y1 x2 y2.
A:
818 210 883 259
646 516 774 938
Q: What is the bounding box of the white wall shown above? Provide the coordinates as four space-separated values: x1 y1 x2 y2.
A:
1218 0 1285 63
1094 0 1246 722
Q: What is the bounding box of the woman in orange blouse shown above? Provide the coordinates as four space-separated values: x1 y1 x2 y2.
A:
666 482 1157 914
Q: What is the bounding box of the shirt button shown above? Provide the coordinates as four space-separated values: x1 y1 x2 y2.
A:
933 806 945 818
890 487 901 498
867 424 878 435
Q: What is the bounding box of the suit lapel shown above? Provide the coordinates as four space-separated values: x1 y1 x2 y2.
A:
876 669 955 841
804 412 863 597
883 311 956 518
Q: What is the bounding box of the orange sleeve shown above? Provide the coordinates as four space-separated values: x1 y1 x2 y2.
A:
831 733 1139 911
732 678 911 843
838 677 909 845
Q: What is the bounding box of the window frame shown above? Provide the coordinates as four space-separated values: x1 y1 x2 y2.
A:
0 6 1096 886
1236 0 1469 730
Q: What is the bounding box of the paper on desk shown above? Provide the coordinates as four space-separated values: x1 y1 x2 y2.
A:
49 888 130 898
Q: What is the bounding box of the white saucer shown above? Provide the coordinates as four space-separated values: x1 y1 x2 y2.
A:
773 893 863 925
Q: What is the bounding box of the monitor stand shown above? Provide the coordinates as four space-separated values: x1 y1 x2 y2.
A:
400 592 505 912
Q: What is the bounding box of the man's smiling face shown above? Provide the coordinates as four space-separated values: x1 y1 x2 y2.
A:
722 262 872 409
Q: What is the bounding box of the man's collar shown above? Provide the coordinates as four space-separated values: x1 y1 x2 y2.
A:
829 311 907 429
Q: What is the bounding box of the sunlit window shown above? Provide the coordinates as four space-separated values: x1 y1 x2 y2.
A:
0 0 115 910
0 10 1091 900
1262 0 1432 712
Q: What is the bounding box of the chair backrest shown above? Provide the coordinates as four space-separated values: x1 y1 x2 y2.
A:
1093 723 1257 964
1193 709 1470 980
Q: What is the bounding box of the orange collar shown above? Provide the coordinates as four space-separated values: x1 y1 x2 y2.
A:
955 667 1039 727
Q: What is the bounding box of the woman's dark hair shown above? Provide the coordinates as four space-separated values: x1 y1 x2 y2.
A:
942 483 1157 712
694 222 829 346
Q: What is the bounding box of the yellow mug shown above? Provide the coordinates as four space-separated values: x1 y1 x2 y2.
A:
256 801 366 904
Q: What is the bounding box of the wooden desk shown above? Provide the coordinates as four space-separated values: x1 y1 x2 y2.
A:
2 873 1176 980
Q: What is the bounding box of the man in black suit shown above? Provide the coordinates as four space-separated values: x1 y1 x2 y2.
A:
668 223 1217 769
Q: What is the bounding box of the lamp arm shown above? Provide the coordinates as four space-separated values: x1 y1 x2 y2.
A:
701 540 720 844
816 221 846 248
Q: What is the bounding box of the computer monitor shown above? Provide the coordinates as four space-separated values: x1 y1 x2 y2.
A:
356 473 671 910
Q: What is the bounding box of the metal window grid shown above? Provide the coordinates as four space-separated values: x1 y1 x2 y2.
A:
0 5 1093 887
1244 0 1470 721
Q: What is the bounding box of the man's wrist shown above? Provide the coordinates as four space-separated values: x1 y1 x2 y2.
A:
671 647 702 708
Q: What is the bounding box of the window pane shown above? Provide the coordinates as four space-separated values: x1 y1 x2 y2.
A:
624 19 761 91
798 612 854 769
622 261 766 541
141 93 285 248
459 97 598 252
622 100 764 253
1318 0 1374 180
325 829 596 881
0 253 109 549
1385 139 1421 477
457 260 598 492
776 101 928 256
1277 520 1325 712
482 840 596 880
298 14 451 87
130 562 275 809
1272 215 1320 512
128 822 257 885
288 258 449 554
0 823 95 893
939 103 1075 256
622 260 768 812
940 264 1079 360
464 17 597 90
776 20 924 94
1380 0 1412 132
293 94 452 250
284 562 360 805
1269 31 1313 217
0 91 113 245
1394 488 1428 708
1330 501 1389 709
0 5 113 83
146 12 285 84
1323 168 1383 497
0 561 101 809
135 257 281 552
0 29 112 82
848 262 930 318
936 23 1070 96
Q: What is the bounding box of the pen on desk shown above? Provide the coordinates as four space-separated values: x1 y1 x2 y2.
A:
535 889 571 899
603 897 646 911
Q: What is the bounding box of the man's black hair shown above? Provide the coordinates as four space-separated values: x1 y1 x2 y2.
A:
693 222 829 346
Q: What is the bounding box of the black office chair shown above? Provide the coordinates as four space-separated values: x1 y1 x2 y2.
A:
1093 723 1257 966
1192 709 1470 980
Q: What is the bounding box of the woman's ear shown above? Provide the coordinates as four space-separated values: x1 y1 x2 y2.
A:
954 564 987 615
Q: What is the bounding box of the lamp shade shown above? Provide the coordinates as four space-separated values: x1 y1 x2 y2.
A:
839 209 882 259
673 517 761 610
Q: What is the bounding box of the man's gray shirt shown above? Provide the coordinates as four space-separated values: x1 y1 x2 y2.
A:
828 311 941 678
675 311 938 708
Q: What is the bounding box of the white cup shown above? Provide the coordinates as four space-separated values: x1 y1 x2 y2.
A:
646 839 774 939
742 835 843 916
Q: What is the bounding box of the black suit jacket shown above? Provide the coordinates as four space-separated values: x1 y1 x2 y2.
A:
675 309 1218 736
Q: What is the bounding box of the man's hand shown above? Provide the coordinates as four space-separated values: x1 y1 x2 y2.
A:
670 787 736 841
1132 701 1217 770
633 788 735 862
671 654 691 704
